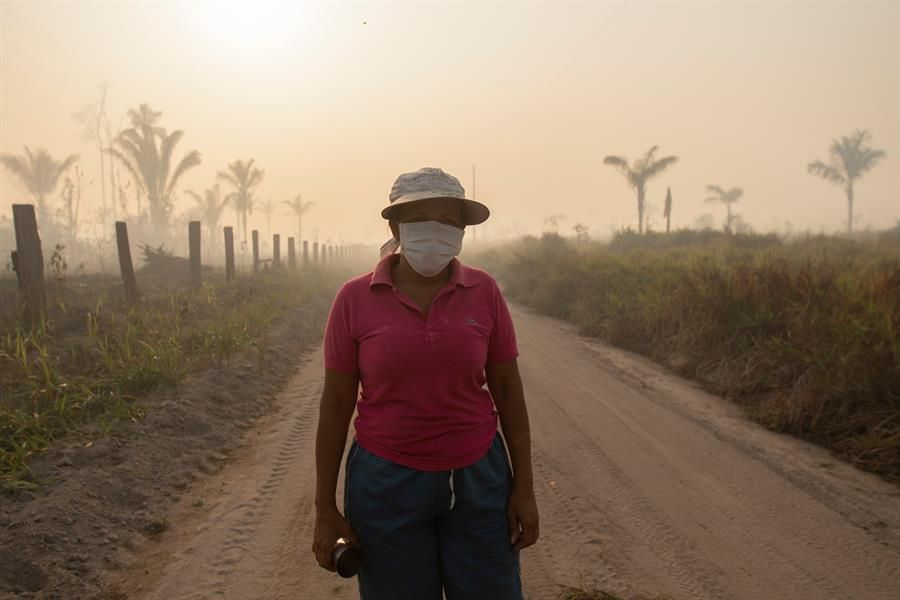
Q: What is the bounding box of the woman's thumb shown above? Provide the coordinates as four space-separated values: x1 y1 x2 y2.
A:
507 511 519 545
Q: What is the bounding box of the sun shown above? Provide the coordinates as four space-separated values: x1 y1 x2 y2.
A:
181 0 313 59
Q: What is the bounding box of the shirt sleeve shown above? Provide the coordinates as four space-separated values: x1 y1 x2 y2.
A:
486 280 519 366
323 284 359 374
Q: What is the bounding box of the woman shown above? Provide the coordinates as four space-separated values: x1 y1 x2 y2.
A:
313 167 539 600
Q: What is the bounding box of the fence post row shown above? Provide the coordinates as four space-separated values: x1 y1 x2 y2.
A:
11 204 47 328
189 221 202 289
9 206 365 322
115 221 140 304
224 226 235 282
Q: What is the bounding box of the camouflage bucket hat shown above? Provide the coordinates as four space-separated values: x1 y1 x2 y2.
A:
381 167 490 226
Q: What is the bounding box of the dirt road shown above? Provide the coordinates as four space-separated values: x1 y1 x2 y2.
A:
107 305 900 600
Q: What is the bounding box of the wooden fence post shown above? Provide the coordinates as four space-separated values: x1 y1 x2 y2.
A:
313 242 319 265
12 204 46 328
224 226 235 282
189 221 202 289
288 237 296 268
302 240 309 267
115 221 140 304
252 230 260 274
273 234 281 268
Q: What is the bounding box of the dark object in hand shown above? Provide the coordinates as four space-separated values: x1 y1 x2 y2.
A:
333 537 365 578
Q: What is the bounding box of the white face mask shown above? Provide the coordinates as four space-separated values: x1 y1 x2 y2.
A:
398 221 465 277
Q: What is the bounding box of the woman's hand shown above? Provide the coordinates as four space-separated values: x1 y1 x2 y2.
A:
507 480 539 551
312 506 360 571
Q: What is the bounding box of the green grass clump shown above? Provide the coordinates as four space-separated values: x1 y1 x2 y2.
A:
478 230 900 481
0 267 341 491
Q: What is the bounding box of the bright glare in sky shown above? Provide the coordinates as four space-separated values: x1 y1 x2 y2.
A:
181 0 311 59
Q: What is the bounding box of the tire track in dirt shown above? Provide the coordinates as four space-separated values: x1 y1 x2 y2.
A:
518 327 724 600
108 306 900 600
107 352 360 600
513 305 900 600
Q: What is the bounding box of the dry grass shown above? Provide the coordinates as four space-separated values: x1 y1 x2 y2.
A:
0 264 343 491
478 229 900 481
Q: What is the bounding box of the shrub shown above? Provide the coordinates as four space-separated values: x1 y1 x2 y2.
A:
478 232 900 480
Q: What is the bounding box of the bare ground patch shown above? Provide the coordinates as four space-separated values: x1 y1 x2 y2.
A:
0 294 331 600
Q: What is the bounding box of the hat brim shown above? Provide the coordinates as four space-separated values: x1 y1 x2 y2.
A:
381 193 490 226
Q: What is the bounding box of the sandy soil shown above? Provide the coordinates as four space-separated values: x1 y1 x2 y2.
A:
92 304 900 600
0 294 331 600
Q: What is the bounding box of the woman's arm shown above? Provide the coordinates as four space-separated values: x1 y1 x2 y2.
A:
315 367 359 509
486 358 540 551
312 367 360 570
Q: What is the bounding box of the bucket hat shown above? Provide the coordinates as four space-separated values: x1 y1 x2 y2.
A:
381 167 490 226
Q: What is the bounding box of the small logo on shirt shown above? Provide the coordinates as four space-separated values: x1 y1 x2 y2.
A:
467 318 478 325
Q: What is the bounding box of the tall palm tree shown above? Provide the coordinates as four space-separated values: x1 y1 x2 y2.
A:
260 198 276 240
663 187 673 233
0 146 79 223
807 129 886 234
107 103 201 234
217 158 264 244
186 183 229 256
705 185 743 233
604 146 678 234
283 193 315 243
127 103 166 137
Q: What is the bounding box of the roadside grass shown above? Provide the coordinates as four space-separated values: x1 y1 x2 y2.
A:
0 267 340 492
478 229 900 481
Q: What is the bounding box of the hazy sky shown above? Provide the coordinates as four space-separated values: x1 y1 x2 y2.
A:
1 0 898 245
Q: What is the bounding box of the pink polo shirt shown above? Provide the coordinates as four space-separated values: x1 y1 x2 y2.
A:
323 253 519 471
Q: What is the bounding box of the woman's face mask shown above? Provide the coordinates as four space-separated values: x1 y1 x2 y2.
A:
398 221 465 277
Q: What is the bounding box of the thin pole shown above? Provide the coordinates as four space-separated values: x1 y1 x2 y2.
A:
472 163 477 244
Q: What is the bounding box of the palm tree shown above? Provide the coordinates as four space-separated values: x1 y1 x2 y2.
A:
107 103 201 234
260 198 276 240
604 146 678 234
127 103 166 137
186 183 229 256
283 193 315 243
705 185 743 233
807 129 886 234
217 158 264 244
0 146 79 224
663 187 673 233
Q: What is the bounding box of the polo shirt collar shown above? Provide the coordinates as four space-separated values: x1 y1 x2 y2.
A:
370 254 477 289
